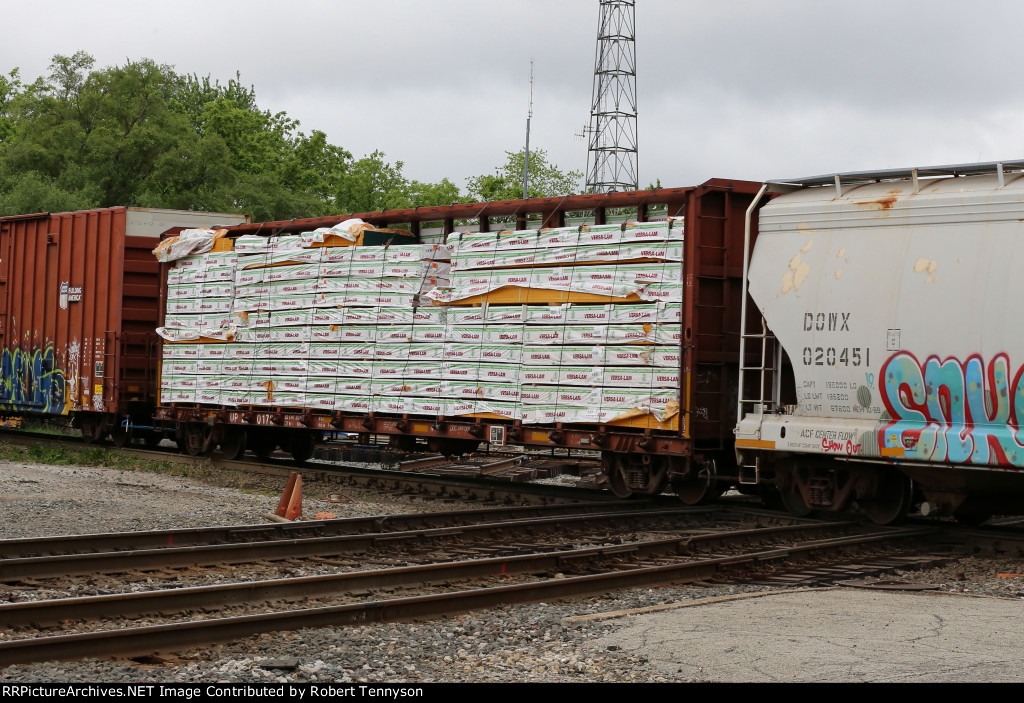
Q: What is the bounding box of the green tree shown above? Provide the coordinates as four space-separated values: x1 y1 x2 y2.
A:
335 151 411 213
0 171 96 214
335 152 470 214
0 68 22 145
409 177 467 208
169 71 353 220
0 52 467 220
467 148 582 201
0 52 230 214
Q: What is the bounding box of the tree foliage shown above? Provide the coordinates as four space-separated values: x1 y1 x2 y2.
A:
0 52 232 215
0 68 23 145
466 148 583 201
0 53 583 220
335 151 471 213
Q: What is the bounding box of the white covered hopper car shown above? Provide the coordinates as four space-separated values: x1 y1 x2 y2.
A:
737 160 1024 523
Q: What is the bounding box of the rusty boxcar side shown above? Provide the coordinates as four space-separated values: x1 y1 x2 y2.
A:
0 207 246 440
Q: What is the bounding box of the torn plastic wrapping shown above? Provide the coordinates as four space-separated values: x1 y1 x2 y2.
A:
426 263 683 304
153 229 229 262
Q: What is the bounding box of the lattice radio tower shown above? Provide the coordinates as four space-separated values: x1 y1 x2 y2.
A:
585 0 638 193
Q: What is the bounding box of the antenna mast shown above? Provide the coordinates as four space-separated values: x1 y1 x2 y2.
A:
585 0 638 193
522 58 534 200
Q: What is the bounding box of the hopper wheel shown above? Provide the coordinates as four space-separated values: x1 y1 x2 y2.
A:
776 466 814 518
779 484 813 518
860 472 913 525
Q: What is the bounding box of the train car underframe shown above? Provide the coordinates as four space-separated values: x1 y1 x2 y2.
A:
153 406 728 501
602 452 722 504
75 404 164 449
748 450 1024 524
762 454 914 525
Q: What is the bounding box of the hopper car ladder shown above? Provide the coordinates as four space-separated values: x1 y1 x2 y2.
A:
736 320 782 485
735 183 779 486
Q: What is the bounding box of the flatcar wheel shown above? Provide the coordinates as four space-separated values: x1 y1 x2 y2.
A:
290 430 316 466
674 478 724 505
607 469 633 498
249 431 277 460
180 423 209 457
143 431 164 448
860 473 912 525
673 461 723 506
219 428 247 460
602 454 633 499
387 434 418 451
427 438 478 457
111 427 132 448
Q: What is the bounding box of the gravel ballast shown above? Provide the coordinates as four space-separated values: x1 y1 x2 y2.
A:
1 456 1022 684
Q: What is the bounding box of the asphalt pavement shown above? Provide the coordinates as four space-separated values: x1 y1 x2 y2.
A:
577 587 1023 682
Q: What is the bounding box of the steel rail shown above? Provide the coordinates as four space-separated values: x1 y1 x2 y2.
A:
0 518 875 628
0 507 720 580
0 501 657 558
0 524 936 665
0 520 839 627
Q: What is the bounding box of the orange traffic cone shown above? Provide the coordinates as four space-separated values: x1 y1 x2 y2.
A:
275 472 303 520
275 472 297 517
284 475 303 521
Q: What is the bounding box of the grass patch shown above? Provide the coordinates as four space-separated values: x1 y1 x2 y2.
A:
18 418 78 437
0 441 289 495
0 442 105 466
0 441 200 477
128 456 214 480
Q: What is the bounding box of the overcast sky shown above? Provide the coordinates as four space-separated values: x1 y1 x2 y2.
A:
5 1 1024 193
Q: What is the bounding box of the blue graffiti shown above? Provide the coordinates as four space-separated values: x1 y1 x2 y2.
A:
879 351 1024 467
0 344 67 414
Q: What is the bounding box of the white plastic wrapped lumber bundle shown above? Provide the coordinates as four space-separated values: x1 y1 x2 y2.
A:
158 231 458 413
427 220 684 427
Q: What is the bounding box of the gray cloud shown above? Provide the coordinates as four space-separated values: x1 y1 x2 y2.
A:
4 0 1024 196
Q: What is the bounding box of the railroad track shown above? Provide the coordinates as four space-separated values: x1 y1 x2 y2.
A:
1 505 786 585
0 501 655 559
0 508 947 665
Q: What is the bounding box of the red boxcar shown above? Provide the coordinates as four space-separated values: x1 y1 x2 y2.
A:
0 207 247 441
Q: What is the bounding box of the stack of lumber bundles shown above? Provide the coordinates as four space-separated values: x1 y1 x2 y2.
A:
430 220 682 427
157 219 682 429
